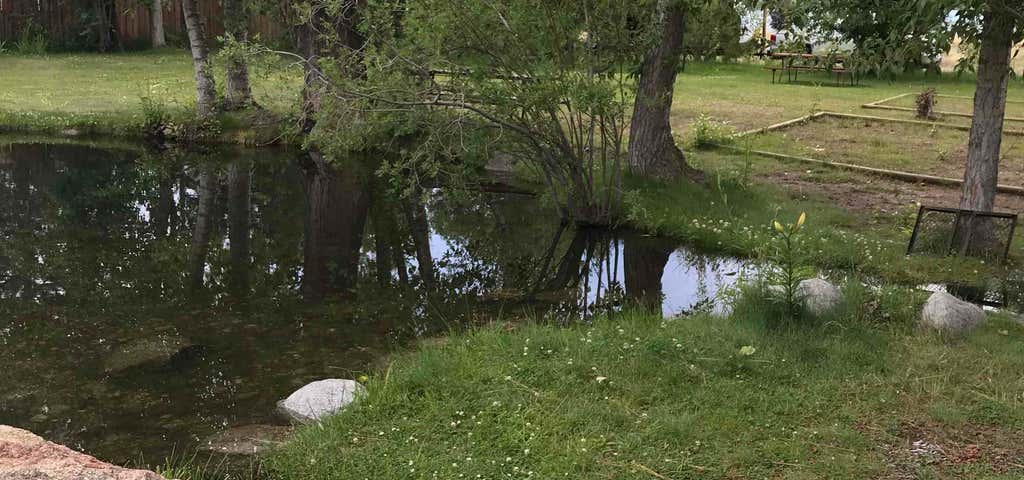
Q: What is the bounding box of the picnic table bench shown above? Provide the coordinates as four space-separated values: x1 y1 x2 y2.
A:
765 53 858 86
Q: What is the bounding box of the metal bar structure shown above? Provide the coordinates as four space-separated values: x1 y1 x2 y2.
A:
907 206 1018 263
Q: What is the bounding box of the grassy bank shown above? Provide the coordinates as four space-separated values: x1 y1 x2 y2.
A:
0 50 302 139
271 290 1024 479
621 156 1009 287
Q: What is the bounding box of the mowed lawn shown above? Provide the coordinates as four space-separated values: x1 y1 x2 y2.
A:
2 51 1022 135
0 49 302 125
669 62 1024 136
272 308 1024 480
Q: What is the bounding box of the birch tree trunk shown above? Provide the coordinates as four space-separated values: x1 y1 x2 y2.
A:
227 159 252 295
182 0 218 118
960 11 1015 214
151 0 166 48
628 0 703 183
188 167 218 291
222 0 253 110
405 193 436 289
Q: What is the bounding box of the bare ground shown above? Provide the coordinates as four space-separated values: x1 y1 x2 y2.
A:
767 166 1024 215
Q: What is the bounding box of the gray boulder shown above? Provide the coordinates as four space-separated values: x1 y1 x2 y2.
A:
276 379 366 424
797 278 843 316
921 291 986 334
104 334 193 373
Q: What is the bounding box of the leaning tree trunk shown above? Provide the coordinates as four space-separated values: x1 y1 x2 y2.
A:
960 11 1015 213
182 0 217 118
222 0 253 110
151 0 166 48
628 0 703 183
958 11 1014 255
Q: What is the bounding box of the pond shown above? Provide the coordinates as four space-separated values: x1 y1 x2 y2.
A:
0 140 753 465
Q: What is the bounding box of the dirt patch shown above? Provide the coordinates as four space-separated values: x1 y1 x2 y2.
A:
766 167 1024 216
753 116 1024 187
875 421 1024 478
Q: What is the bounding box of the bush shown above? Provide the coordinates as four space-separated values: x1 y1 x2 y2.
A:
915 88 938 120
689 113 734 148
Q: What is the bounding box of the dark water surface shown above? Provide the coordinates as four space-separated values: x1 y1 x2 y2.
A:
0 140 751 464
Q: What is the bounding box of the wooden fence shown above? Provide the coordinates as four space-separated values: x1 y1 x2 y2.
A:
0 0 285 50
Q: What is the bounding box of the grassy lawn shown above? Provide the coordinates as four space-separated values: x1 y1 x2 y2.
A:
271 300 1024 479
744 116 1024 184
669 62 1024 136
0 49 302 136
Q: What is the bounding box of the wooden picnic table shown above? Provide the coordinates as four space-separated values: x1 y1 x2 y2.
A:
765 52 858 86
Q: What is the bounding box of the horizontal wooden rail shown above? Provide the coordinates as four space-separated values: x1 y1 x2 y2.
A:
714 144 1024 196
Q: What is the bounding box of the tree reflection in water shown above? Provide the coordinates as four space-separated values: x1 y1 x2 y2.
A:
0 140 752 463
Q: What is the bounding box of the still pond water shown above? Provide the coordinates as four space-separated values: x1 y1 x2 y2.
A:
0 140 753 464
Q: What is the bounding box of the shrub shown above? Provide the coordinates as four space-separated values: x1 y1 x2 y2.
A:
915 88 938 120
689 113 734 148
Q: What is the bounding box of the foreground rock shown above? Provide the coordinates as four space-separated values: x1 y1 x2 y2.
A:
201 425 292 455
797 278 842 316
921 291 986 334
276 379 366 424
104 334 193 373
0 425 163 480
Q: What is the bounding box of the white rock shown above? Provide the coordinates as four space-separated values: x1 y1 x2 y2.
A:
921 291 986 334
276 379 365 424
797 278 842 316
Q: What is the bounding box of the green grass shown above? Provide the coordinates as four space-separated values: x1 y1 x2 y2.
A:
669 61 1024 137
0 49 302 137
622 160 1006 286
270 288 1024 479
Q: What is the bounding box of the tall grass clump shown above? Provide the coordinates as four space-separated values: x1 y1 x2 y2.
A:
13 21 48 56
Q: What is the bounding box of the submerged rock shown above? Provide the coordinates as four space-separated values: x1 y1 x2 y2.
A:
201 425 292 455
797 278 842 316
276 379 365 424
0 425 164 480
104 335 193 373
921 291 986 334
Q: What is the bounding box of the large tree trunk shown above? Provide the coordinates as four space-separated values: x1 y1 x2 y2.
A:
958 11 1015 256
222 0 254 110
296 1 367 132
182 0 218 118
151 0 166 48
300 153 372 301
628 0 703 183
227 159 252 295
960 12 1015 213
93 0 117 52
